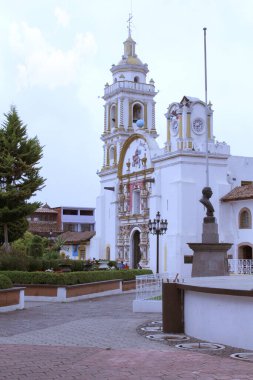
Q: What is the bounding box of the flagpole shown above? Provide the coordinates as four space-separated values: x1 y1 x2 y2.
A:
203 27 209 187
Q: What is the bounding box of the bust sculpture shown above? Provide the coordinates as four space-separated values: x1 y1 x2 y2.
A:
199 186 214 217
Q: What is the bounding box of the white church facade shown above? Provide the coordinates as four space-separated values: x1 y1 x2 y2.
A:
90 31 253 276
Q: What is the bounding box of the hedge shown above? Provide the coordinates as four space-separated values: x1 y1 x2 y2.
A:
0 269 153 286
0 255 85 272
0 274 13 289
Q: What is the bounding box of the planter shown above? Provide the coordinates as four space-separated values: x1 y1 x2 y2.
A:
15 279 123 302
0 287 25 312
122 279 136 291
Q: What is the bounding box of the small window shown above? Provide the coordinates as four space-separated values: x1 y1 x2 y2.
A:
63 223 78 232
63 209 78 215
80 223 94 231
133 190 141 214
134 76 139 83
80 210 94 216
239 208 252 229
241 181 253 186
184 255 193 264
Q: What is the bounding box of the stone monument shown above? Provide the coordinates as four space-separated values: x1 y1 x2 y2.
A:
189 187 232 277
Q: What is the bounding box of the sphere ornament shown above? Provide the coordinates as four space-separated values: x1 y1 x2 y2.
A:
136 119 144 128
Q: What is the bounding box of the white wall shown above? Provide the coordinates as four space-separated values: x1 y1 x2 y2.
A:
184 290 253 350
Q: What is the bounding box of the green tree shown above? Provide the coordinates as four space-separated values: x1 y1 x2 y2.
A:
11 230 34 255
0 106 45 251
28 235 44 257
0 218 28 245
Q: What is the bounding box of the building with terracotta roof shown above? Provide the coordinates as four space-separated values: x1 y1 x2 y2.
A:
220 185 253 259
58 231 96 260
28 203 62 238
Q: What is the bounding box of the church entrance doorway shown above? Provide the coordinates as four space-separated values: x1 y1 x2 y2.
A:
238 245 253 259
132 230 141 269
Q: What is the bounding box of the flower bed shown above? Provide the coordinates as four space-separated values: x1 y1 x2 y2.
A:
0 287 25 312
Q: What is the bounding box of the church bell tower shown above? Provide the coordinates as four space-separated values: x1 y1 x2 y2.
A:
100 24 158 172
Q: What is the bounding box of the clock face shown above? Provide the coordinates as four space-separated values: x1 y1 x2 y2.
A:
169 105 180 136
192 118 205 134
171 119 178 135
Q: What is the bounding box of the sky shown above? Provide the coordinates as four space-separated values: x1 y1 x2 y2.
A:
0 0 253 208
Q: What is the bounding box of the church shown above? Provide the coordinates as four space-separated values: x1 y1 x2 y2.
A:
90 28 253 276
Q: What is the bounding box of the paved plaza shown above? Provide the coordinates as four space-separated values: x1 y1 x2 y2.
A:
0 293 252 379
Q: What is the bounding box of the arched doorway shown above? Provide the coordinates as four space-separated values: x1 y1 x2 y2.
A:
238 245 253 259
132 230 141 268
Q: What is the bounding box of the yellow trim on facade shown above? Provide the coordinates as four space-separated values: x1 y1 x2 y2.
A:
115 103 118 130
117 133 151 177
167 118 171 143
128 101 133 130
178 114 182 138
144 103 148 129
108 105 111 132
187 112 191 138
120 167 154 180
106 145 110 166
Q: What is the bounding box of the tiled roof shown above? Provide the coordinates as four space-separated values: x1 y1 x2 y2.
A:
58 231 95 244
34 207 58 214
221 185 253 202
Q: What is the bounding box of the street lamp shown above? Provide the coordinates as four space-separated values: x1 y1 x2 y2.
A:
148 211 168 273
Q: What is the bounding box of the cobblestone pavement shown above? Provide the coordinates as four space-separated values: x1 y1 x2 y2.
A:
0 293 252 379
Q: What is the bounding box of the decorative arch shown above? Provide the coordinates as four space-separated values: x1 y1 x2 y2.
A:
130 227 142 269
110 103 117 130
238 243 253 259
118 134 153 177
239 207 252 229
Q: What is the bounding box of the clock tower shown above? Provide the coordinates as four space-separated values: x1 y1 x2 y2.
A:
165 95 214 153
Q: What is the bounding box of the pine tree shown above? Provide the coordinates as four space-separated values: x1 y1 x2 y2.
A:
0 106 45 251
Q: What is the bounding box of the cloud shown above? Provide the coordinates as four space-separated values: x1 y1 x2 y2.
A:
9 22 97 89
54 7 70 27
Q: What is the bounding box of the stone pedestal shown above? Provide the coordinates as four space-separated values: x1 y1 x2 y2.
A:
189 216 232 277
189 243 232 277
202 217 219 243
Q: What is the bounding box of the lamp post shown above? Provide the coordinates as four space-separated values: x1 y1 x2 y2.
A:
148 211 168 273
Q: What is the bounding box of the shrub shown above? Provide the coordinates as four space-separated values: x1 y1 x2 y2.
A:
0 253 29 271
43 250 60 260
108 260 117 268
0 274 13 289
28 235 44 257
0 269 153 286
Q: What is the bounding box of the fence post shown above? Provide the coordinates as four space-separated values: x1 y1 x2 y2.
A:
162 282 184 333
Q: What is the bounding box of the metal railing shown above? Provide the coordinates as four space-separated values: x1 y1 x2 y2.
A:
228 259 253 275
104 80 155 97
135 273 183 300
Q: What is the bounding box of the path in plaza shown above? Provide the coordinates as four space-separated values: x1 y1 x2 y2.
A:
0 293 252 379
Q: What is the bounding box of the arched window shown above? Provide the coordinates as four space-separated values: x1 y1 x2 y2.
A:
109 146 115 166
238 245 252 259
133 189 141 214
133 103 143 123
134 76 139 83
110 104 116 130
239 208 252 229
